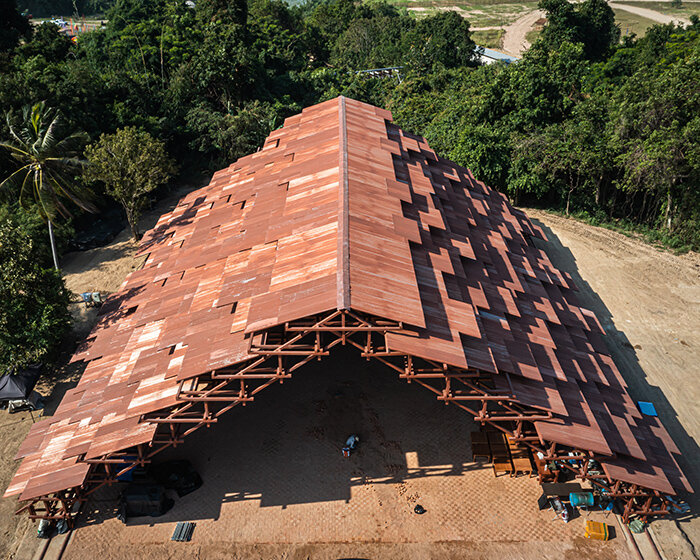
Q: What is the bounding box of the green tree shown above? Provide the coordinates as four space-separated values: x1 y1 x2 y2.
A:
198 0 248 30
85 126 176 240
611 45 699 232
449 124 512 191
185 100 284 169
407 11 477 71
0 214 72 374
578 0 620 61
539 0 620 61
485 41 588 130
0 102 95 269
16 22 73 62
0 204 74 264
516 119 605 214
0 0 31 53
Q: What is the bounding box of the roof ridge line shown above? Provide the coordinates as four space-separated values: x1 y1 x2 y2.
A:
337 96 350 310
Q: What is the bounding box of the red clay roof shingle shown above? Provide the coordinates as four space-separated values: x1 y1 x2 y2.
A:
4 97 690 501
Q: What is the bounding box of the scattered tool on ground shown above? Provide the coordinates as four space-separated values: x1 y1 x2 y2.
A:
171 522 196 542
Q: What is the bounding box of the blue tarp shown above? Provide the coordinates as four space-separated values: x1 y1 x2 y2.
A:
638 401 658 416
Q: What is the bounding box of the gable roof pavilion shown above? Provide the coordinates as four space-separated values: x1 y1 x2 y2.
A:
5 97 689 521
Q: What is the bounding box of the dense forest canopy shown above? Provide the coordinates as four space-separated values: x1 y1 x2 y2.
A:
15 1 114 17
1 0 698 247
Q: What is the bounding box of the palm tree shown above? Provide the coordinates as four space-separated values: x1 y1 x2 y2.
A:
0 102 96 270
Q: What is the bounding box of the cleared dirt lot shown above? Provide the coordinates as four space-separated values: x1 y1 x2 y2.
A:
1 207 697 560
0 186 193 560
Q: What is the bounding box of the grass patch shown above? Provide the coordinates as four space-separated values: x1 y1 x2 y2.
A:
472 28 505 48
525 28 541 44
548 208 695 253
446 3 538 26
613 8 664 37
392 0 540 6
392 0 540 26
472 3 539 25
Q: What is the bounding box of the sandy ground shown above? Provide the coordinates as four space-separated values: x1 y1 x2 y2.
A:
409 6 543 56
0 411 34 559
407 5 473 17
502 9 546 56
61 184 197 340
610 3 691 24
414 1 694 57
1 202 698 560
0 184 200 560
498 1 694 56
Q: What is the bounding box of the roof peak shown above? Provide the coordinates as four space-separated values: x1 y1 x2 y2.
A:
337 96 350 310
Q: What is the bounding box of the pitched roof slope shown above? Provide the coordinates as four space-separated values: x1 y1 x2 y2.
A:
5 97 689 502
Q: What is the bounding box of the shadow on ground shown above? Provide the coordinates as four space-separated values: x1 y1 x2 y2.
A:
73 219 697 533
78 346 484 527
531 219 698 522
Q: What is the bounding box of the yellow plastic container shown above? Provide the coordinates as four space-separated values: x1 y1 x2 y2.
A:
584 520 609 541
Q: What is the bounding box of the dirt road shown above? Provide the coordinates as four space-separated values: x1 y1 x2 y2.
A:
500 2 692 56
502 9 545 56
526 210 699 560
610 3 691 24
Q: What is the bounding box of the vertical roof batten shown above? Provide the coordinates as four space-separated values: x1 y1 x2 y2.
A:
337 96 351 310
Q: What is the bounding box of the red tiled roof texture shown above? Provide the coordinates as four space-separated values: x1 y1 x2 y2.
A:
4 97 690 502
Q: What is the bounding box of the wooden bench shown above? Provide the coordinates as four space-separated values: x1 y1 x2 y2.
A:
511 455 533 477
492 456 514 476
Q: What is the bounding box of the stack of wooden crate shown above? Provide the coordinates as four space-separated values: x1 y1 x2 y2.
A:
488 431 512 476
470 430 534 477
508 437 533 476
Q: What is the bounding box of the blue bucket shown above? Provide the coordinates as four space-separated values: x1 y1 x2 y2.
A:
569 492 594 507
